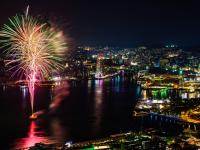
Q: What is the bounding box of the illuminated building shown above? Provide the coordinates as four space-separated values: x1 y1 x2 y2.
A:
95 53 104 78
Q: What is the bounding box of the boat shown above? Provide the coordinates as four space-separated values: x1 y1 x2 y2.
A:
29 113 38 120
133 110 149 117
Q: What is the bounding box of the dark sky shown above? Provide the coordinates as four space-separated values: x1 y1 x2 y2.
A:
1 0 200 47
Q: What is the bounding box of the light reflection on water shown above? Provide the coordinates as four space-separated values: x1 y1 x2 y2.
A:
12 118 68 149
3 76 200 149
13 121 52 149
8 77 133 149
92 80 103 135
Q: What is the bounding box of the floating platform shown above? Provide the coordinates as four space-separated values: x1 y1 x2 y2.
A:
29 113 38 120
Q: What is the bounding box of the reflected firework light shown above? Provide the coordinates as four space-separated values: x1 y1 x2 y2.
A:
49 81 70 113
50 118 68 143
29 81 70 118
0 7 67 115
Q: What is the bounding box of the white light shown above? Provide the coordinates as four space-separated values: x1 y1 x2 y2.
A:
52 76 61 81
92 55 97 58
65 141 72 147
131 62 138 66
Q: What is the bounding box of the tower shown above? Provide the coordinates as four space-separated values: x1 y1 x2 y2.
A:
95 53 104 78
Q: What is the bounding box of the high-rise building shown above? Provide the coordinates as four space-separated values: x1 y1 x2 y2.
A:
95 53 104 78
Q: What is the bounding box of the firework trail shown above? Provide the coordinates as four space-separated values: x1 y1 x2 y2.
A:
0 7 67 116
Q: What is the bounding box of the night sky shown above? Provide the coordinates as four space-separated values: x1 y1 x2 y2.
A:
1 0 200 47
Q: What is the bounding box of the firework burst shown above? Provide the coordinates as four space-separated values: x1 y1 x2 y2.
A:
0 7 67 115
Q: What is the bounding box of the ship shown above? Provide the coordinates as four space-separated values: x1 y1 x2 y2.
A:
29 113 38 120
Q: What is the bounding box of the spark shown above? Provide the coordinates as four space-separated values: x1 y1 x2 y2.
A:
0 7 67 115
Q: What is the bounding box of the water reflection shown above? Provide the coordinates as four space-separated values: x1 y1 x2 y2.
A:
49 81 69 112
5 77 200 149
13 121 51 149
94 80 103 105
2 85 6 91
50 118 68 143
92 80 103 134
20 86 28 110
